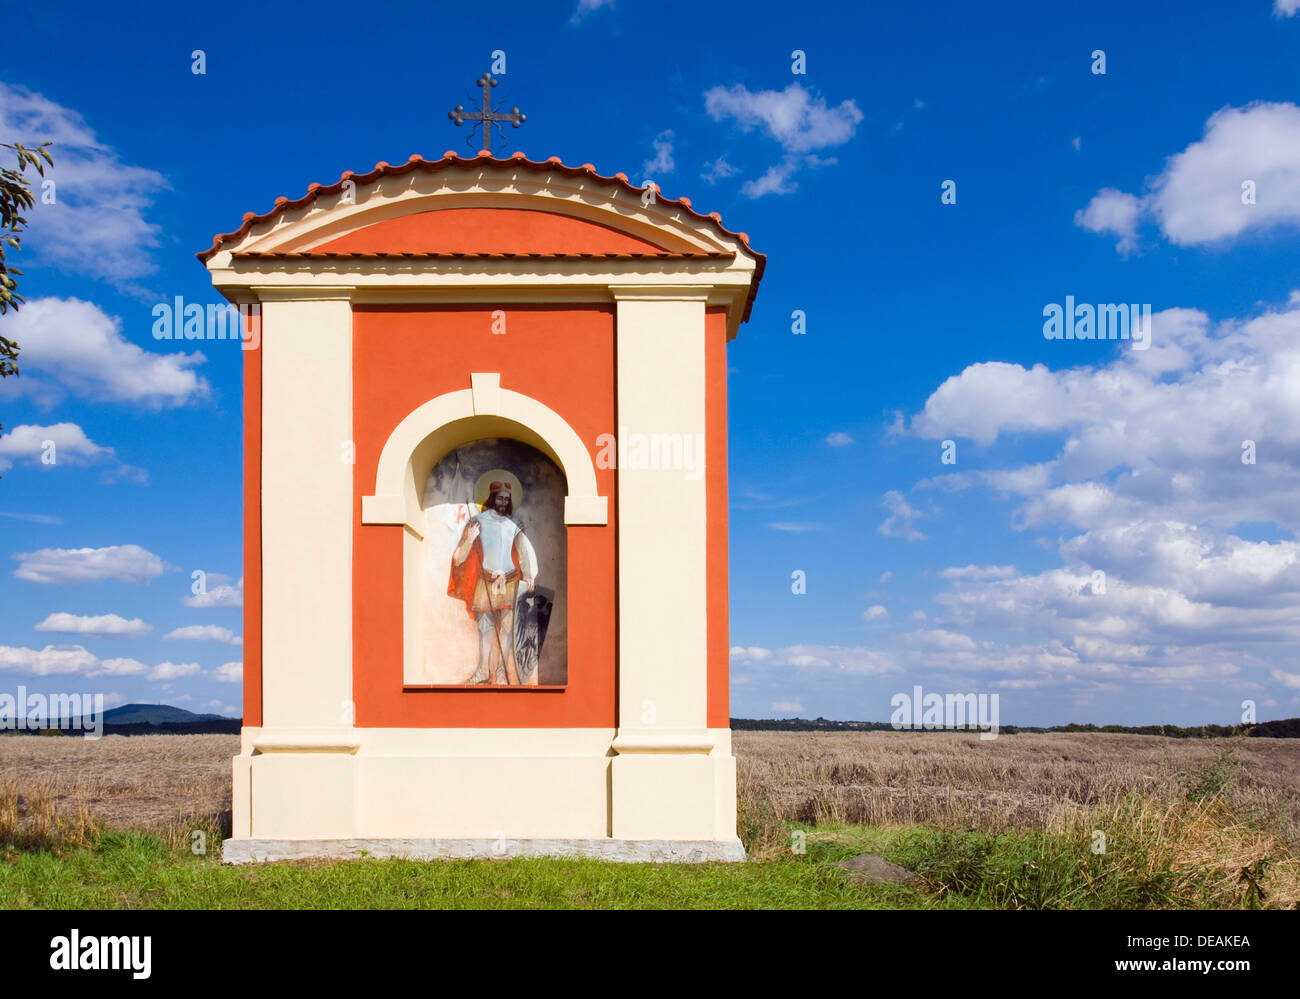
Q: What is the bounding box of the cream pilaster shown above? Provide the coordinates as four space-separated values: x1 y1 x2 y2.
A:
258 291 356 730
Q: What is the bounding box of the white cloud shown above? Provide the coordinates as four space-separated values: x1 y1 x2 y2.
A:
1272 669 1300 689
642 130 674 177
770 700 803 713
704 82 861 198
878 490 925 541
213 661 243 683
863 604 888 621
1076 102 1300 251
182 575 243 608
911 296 1300 533
0 644 99 676
939 564 1016 581
740 160 801 198
570 0 613 22
1074 188 1142 254
164 625 241 646
705 82 863 153
150 661 201 681
909 629 978 652
0 298 209 408
0 82 168 294
700 156 739 185
0 421 144 481
0 645 185 680
766 522 821 532
0 422 110 471
730 643 898 676
879 571 893 583
14 544 166 584
93 657 148 677
35 612 151 637
1278 0 1300 14
886 291 1300 709
824 431 854 446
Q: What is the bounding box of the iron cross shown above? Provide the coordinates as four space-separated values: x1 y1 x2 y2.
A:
447 73 526 155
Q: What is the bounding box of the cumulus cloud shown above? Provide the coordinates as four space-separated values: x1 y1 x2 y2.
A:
824 431 854 446
911 296 1300 533
1076 102 1300 251
94 657 149 677
164 625 241 646
182 575 243 608
0 422 109 470
878 490 926 541
1074 188 1142 254
213 661 243 683
0 645 150 678
863 604 888 621
706 82 863 152
1278 0 1300 15
0 298 209 409
700 156 739 185
642 130 674 177
861 291 1300 712
0 82 168 294
150 661 201 681
939 565 1016 581
35 612 151 637
0 421 145 482
13 544 166 584
704 82 861 198
0 644 99 676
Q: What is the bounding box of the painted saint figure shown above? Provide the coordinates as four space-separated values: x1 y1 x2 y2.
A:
448 479 538 684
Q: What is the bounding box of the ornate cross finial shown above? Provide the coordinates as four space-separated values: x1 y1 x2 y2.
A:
447 72 526 155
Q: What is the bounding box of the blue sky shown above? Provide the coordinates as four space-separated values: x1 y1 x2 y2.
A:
3 0 1300 725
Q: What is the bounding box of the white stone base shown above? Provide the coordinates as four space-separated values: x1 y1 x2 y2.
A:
222 836 747 865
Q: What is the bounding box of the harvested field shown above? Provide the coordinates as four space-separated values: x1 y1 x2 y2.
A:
0 734 238 834
735 730 1300 844
2 730 1297 844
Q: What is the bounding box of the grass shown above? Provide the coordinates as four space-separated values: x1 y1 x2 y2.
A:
1 731 1297 909
0 827 965 910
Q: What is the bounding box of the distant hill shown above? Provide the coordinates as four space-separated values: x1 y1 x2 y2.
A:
6 702 241 737
732 717 1300 738
102 703 227 725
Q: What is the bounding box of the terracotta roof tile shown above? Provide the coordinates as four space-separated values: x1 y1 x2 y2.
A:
233 250 732 262
198 152 764 321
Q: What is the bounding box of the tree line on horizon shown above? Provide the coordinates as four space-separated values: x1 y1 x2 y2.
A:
731 717 1300 739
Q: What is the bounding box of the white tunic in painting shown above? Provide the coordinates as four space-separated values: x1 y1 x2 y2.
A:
474 508 538 580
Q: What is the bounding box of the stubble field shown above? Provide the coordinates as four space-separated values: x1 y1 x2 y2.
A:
2 729 1298 908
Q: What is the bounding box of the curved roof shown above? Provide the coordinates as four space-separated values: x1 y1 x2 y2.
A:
197 150 765 321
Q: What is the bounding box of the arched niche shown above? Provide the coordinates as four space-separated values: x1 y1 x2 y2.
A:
360 373 605 684
362 373 606 537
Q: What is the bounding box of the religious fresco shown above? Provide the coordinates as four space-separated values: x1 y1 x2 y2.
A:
418 438 567 685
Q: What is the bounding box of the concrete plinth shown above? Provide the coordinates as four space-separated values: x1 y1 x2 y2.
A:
222 836 747 864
